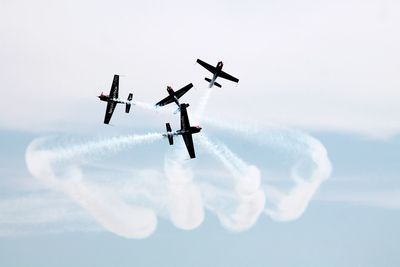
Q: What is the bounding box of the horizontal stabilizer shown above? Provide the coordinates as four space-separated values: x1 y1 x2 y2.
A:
166 122 171 132
166 123 173 145
125 103 131 113
214 81 222 88
205 77 212 82
127 93 133 101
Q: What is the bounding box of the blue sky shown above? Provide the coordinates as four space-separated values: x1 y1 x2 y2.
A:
0 130 399 267
1 0 400 266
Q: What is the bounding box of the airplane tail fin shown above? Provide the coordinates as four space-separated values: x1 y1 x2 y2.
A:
125 103 131 113
205 77 212 83
127 93 133 101
166 123 173 145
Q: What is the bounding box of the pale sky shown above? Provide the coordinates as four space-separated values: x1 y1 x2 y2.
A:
1 0 399 266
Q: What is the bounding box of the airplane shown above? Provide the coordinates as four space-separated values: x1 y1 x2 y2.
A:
196 59 239 88
163 103 202 159
98 74 133 124
155 83 193 112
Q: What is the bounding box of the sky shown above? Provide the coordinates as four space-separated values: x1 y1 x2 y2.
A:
1 0 400 266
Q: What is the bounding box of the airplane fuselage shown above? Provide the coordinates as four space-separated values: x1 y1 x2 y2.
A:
163 126 201 140
98 94 128 105
176 126 202 136
209 61 224 88
167 86 180 107
166 126 202 137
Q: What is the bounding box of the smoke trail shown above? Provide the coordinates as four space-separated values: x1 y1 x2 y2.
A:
197 134 265 231
195 88 212 121
263 134 332 221
133 101 158 112
134 100 175 114
188 88 331 225
49 132 163 163
160 140 205 230
190 88 331 223
25 133 164 238
197 134 243 177
200 117 332 221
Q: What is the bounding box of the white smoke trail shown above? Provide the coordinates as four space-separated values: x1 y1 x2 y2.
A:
168 87 331 227
134 100 175 114
25 133 164 238
195 88 212 121
163 148 204 230
264 135 332 221
144 89 211 231
49 132 163 162
190 89 332 224
197 134 265 231
200 117 332 221
133 100 158 111
197 134 243 177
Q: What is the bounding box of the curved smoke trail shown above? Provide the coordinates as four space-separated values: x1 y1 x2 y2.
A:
198 117 332 221
163 145 205 230
197 133 265 231
190 88 332 223
25 133 163 239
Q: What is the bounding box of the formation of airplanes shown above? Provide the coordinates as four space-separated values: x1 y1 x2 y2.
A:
98 59 239 158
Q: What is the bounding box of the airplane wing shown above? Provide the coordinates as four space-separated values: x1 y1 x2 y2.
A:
196 59 217 74
180 103 190 130
175 83 193 99
155 95 174 107
219 70 239 83
109 74 119 99
104 101 116 124
182 133 196 158
180 103 196 158
179 104 196 158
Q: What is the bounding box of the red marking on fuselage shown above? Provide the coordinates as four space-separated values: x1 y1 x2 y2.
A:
190 126 202 133
98 92 109 102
